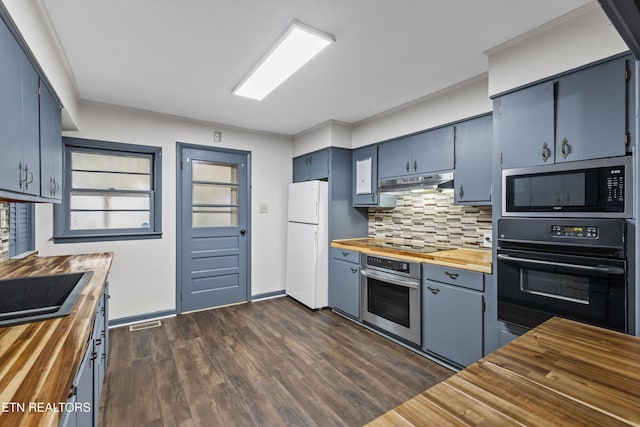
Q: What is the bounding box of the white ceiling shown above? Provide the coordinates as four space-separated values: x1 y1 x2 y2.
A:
42 0 592 136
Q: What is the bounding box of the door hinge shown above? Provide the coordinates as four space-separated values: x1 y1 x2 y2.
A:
625 67 631 81
180 160 184 170
180 292 183 301
626 132 631 147
499 152 503 164
38 86 41 96
482 301 486 313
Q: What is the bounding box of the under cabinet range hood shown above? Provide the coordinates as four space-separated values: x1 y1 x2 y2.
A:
379 171 454 193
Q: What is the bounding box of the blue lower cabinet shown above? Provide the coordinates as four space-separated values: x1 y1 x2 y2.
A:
329 256 360 319
422 277 484 367
60 285 108 427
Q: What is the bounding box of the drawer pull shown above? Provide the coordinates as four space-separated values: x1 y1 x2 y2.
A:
427 286 440 295
342 251 349 257
350 267 358 274
95 338 102 346
445 272 459 279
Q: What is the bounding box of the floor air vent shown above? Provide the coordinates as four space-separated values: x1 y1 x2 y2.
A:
128 320 162 332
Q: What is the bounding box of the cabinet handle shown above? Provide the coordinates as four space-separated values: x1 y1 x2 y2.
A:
68 385 77 398
90 352 97 361
350 267 358 274
458 186 464 199
371 193 375 202
308 156 312 165
95 338 102 346
561 138 570 159
413 160 417 172
18 162 25 188
445 272 459 279
427 286 440 295
24 165 33 191
342 251 349 257
405 161 410 172
541 142 551 162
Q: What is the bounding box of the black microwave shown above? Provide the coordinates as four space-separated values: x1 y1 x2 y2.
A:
502 156 633 218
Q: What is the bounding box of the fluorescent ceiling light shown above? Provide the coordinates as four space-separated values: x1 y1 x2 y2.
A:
233 20 334 101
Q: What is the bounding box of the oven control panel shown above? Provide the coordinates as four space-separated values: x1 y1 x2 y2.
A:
366 256 411 273
551 225 598 239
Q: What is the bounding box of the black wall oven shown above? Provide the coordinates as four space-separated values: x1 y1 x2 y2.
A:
502 156 632 218
360 254 421 346
497 218 627 332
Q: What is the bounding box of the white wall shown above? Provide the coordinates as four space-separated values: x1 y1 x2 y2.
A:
487 3 628 97
351 76 491 148
292 120 352 156
36 102 293 320
2 0 80 130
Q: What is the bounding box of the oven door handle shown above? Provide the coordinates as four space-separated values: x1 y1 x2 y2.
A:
360 268 420 289
497 254 625 275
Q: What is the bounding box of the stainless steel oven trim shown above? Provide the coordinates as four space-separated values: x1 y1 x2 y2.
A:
360 268 420 288
360 267 421 346
501 156 633 218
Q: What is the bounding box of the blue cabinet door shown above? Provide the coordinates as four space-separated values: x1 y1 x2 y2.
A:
39 81 62 201
555 57 627 162
292 155 308 182
495 81 555 169
378 136 412 179
20 54 40 196
308 149 329 180
0 19 24 194
75 342 94 427
329 258 360 319
411 126 454 174
454 115 492 205
352 145 377 206
423 280 483 367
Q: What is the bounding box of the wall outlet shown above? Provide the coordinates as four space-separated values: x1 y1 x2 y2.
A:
213 131 222 142
483 232 492 248
259 204 268 213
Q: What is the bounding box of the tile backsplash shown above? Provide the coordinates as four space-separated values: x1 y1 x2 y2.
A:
0 203 8 261
368 191 492 249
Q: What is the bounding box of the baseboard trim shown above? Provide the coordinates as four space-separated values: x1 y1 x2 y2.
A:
251 290 286 302
109 309 177 329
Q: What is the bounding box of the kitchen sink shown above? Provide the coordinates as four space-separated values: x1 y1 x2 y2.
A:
0 271 93 327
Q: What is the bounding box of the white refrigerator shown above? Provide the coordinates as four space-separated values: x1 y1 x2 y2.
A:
285 180 328 309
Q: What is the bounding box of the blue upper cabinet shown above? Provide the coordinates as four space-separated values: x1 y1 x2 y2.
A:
555 57 627 163
352 144 396 207
494 81 555 169
39 81 63 201
411 125 454 174
0 14 62 202
378 136 412 178
454 114 492 205
0 17 40 197
292 148 329 182
378 126 454 180
495 54 632 170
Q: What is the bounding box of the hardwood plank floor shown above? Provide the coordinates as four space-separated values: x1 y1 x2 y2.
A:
99 296 453 426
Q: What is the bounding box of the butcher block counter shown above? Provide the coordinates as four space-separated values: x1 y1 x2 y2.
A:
367 317 640 426
0 253 113 427
331 238 492 274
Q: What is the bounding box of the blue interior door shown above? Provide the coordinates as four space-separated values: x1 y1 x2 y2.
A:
179 146 249 312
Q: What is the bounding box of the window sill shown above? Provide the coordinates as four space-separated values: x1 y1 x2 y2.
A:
53 232 162 244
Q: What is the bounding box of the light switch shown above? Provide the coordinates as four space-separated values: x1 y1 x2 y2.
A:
259 204 268 213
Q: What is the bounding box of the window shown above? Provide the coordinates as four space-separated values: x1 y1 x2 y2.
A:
54 137 162 242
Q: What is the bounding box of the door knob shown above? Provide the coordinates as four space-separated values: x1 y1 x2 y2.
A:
240 229 246 235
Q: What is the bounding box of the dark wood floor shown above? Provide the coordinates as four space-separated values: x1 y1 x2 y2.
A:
99 296 452 426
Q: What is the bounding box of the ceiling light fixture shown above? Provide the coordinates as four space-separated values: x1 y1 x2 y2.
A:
232 20 335 101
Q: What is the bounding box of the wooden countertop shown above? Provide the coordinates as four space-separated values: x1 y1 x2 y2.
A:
0 253 114 427
367 317 640 426
331 238 492 274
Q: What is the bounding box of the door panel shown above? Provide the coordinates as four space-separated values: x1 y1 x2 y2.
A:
378 136 412 179
285 221 319 308
454 115 493 204
496 81 555 169
411 126 454 173
555 58 627 162
180 147 249 312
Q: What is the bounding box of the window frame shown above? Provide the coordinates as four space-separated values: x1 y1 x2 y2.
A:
53 137 162 243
